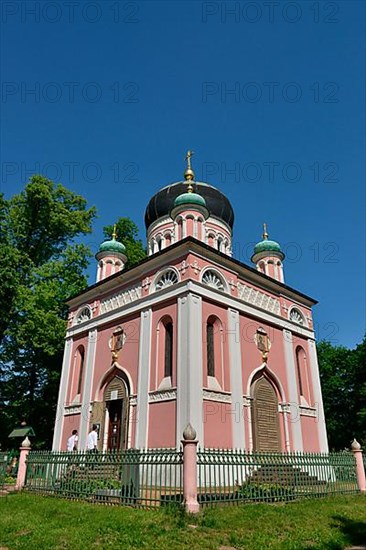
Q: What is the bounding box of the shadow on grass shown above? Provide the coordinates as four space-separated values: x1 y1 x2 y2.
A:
301 516 366 550
333 515 366 547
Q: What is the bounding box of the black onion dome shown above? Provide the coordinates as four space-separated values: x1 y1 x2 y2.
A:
144 181 234 230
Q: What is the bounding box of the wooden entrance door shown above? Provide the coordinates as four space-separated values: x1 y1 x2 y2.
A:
104 376 129 451
107 399 123 451
251 376 281 452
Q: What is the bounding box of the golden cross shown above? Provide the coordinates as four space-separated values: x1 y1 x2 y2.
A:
112 224 117 240
185 150 194 170
263 223 269 240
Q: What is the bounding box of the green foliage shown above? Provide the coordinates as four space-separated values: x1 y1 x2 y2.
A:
0 176 96 450
318 336 366 450
237 482 295 502
103 217 146 269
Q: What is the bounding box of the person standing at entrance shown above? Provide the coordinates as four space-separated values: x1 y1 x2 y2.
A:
87 424 98 452
66 429 78 452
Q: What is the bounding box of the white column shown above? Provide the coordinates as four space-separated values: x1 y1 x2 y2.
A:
227 308 245 449
308 338 329 452
283 329 303 451
79 329 98 449
52 337 73 450
135 309 152 448
176 293 203 447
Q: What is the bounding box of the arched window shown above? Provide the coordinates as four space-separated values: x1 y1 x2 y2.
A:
164 322 173 378
206 321 215 377
295 346 310 402
77 346 85 395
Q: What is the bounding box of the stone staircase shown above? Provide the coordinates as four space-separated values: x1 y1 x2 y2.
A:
248 463 326 486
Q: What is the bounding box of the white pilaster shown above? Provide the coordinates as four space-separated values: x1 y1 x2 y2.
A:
79 329 98 449
283 329 303 451
52 337 73 450
227 308 245 448
308 338 329 452
176 293 203 447
135 309 152 448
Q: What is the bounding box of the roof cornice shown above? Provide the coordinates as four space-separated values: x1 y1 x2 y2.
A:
67 237 317 308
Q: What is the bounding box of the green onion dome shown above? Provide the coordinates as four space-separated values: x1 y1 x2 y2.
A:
99 238 126 254
253 239 281 255
174 191 207 208
251 224 284 262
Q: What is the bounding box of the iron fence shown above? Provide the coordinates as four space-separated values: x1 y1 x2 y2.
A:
197 449 358 506
24 449 183 508
0 450 19 479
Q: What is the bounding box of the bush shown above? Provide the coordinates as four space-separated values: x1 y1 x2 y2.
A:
236 482 295 502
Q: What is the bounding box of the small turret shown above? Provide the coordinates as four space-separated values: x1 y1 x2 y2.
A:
95 225 127 282
251 224 285 282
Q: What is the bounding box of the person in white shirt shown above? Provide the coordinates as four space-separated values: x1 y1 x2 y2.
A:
87 424 98 452
66 429 78 452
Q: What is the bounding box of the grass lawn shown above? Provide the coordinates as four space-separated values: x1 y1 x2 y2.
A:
0 493 365 549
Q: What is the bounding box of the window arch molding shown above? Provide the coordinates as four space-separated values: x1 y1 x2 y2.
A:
200 267 228 293
151 266 180 293
73 305 92 325
288 307 307 327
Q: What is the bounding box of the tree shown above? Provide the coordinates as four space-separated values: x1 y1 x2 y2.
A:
317 336 366 450
0 176 96 449
103 217 146 269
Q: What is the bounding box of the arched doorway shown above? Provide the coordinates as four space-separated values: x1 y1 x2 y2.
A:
251 375 281 452
103 376 129 451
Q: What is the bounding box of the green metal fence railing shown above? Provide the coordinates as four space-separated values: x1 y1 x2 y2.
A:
24 449 183 508
23 448 360 509
197 449 358 506
0 450 19 480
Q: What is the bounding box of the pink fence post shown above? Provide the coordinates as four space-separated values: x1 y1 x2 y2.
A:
181 423 199 514
16 436 31 490
351 438 366 493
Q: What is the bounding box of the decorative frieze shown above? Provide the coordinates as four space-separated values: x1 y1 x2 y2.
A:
148 389 177 402
64 404 82 416
203 389 232 403
99 284 142 314
237 282 281 315
299 405 317 418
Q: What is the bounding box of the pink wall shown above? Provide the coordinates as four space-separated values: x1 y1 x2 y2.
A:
203 400 233 448
301 415 320 452
148 401 176 447
92 314 141 401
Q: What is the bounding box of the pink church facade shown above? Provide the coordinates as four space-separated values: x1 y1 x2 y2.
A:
53 157 328 454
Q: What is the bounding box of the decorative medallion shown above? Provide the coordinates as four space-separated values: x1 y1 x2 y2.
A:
109 326 126 361
254 328 271 363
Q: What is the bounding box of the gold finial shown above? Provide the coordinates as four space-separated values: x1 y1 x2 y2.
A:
184 150 195 188
112 224 117 240
263 223 269 240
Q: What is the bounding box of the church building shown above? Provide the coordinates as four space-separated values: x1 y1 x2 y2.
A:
52 152 329 454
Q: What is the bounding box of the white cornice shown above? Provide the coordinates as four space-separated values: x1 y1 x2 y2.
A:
66 279 315 340
67 240 316 311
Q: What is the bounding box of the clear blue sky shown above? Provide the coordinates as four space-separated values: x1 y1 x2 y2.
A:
1 1 365 349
